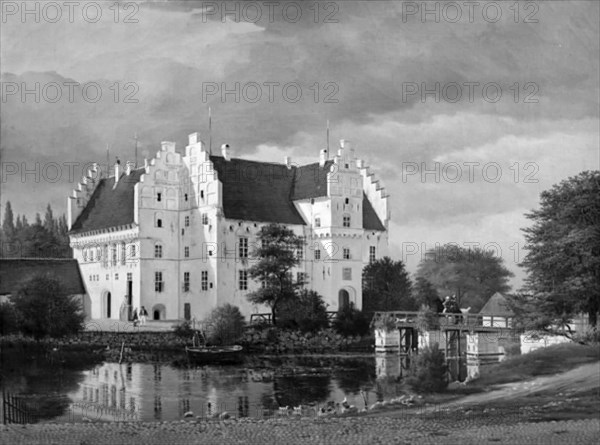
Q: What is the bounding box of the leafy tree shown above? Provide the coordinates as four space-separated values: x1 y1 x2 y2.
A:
515 171 600 327
277 289 329 332
10 275 85 339
332 302 370 337
204 304 246 345
246 223 304 326
414 276 443 312
416 244 513 312
362 257 415 312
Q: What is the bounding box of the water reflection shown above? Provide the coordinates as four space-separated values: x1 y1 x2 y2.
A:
2 353 414 423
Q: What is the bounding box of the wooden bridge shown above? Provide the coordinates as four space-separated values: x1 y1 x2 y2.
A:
371 311 514 332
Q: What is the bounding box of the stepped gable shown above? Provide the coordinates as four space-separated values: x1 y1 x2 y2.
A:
69 169 145 234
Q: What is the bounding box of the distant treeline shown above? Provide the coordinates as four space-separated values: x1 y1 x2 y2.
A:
1 201 71 258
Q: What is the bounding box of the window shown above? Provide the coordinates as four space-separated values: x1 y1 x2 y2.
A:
102 245 108 267
343 214 351 227
297 246 303 262
369 246 376 263
156 192 162 202
314 249 321 260
184 246 190 258
202 213 209 225
201 271 208 291
343 268 352 280
345 197 349 205
343 248 351 260
239 237 248 258
200 190 204 199
183 272 190 292
83 249 88 262
121 243 126 265
184 193 188 201
314 217 321 227
238 270 248 290
154 244 163 258
296 272 305 284
156 218 162 228
185 216 190 227
127 273 132 281
111 244 117 266
130 244 136 258
154 272 164 292
90 250 94 262
115 273 119 280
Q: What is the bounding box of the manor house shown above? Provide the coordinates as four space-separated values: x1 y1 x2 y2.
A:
67 133 389 322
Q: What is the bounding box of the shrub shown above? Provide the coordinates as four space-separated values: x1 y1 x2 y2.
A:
173 321 194 339
10 275 85 339
0 302 19 335
333 303 370 337
369 312 398 332
204 304 246 345
276 290 329 333
406 344 448 393
416 304 440 331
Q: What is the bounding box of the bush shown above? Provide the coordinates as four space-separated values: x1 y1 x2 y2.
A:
406 344 448 393
10 275 85 339
276 290 329 333
0 302 19 335
173 321 194 339
369 312 398 332
333 303 370 337
204 304 246 345
416 304 440 331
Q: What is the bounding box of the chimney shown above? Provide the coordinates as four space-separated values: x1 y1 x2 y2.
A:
114 158 121 183
284 156 292 169
319 149 328 167
126 161 134 175
221 143 231 161
189 132 200 145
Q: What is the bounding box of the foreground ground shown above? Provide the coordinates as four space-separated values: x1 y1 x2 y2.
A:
1 416 598 445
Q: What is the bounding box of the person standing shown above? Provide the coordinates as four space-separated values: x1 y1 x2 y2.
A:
132 308 139 327
140 306 148 326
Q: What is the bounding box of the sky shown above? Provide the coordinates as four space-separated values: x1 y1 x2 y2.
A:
1 1 599 289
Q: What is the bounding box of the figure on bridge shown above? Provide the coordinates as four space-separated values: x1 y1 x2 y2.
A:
442 295 461 324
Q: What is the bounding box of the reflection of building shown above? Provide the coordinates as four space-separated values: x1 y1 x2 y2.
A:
68 134 389 321
375 354 402 379
480 292 513 328
0 259 89 318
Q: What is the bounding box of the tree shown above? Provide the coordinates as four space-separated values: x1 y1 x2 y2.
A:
277 290 329 332
406 344 448 393
362 257 415 312
10 275 85 339
204 304 246 345
413 276 443 312
515 171 600 327
416 244 513 312
2 201 15 240
246 223 304 326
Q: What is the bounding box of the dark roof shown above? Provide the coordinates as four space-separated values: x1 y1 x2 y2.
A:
479 292 514 316
0 259 86 296
70 169 145 234
363 193 386 231
291 161 333 200
210 156 306 225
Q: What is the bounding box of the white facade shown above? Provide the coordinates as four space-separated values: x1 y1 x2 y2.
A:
68 133 390 322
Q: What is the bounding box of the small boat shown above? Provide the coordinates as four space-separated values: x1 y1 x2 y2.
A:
185 345 244 364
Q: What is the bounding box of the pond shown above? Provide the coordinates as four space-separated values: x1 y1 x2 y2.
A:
0 351 423 423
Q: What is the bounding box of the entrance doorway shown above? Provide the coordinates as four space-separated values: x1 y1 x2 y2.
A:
152 304 166 320
127 279 133 321
338 289 350 311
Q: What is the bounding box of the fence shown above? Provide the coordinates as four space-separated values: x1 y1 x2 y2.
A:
2 391 37 424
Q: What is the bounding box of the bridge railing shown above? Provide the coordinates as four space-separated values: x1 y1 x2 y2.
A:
371 311 514 329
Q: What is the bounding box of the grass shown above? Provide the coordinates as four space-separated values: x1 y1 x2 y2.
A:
473 343 600 388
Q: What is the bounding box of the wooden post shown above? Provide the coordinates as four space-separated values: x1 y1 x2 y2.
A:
118 341 125 364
